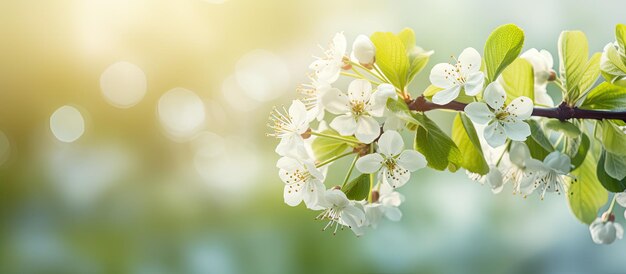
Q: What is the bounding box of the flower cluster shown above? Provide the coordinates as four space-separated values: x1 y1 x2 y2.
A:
269 25 626 243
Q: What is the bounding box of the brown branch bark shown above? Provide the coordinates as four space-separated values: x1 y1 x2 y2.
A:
406 96 626 122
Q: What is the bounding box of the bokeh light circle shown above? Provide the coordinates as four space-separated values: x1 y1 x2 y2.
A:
50 105 85 143
158 88 206 140
235 49 290 102
100 61 147 108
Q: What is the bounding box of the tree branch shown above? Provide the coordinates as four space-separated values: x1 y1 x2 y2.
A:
407 96 626 122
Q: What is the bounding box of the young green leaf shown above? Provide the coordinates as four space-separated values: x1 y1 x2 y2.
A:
616 24 626 50
600 120 626 155
600 41 626 86
343 173 370 200
543 120 581 138
451 113 489 175
413 113 462 171
570 133 590 170
575 53 601 100
524 120 553 159
483 24 525 82
498 58 534 103
386 97 421 126
370 32 410 90
579 82 626 110
558 31 589 100
597 150 626 192
311 129 353 162
567 149 609 224
604 150 626 181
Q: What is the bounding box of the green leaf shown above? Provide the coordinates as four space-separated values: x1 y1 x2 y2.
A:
343 174 370 200
580 82 626 110
570 133 590 170
524 120 553 159
616 24 626 50
370 32 410 90
600 120 626 155
575 53 602 100
398 28 432 85
558 31 589 97
567 150 609 224
600 42 626 85
543 120 581 138
597 150 626 192
498 58 534 103
413 113 461 171
311 129 352 162
386 97 421 126
483 24 525 82
397 28 416 52
451 113 489 175
604 150 626 181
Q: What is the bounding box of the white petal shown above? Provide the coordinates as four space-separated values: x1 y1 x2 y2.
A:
540 49 554 69
356 153 384 173
352 34 375 65
288 100 308 127
429 63 457 88
509 141 531 167
330 114 357 136
276 156 301 171
505 96 533 120
543 151 571 174
464 102 494 124
484 122 506 147
484 82 506 110
342 205 366 228
321 88 350 114
432 85 461 105
354 116 380 144
316 62 341 84
377 130 404 157
303 180 326 210
347 79 372 103
380 189 403 207
503 120 531 141
485 167 504 194
383 165 410 189
275 134 304 156
458 47 482 74
383 206 402 221
283 184 304 206
534 89 554 107
616 192 626 208
332 32 347 59
616 223 624 240
324 189 349 207
397 150 427 172
463 72 484 96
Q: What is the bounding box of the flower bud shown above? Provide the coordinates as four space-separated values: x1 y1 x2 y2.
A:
352 35 376 67
589 216 623 244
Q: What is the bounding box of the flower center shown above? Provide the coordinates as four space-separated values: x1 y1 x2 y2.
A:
495 110 509 120
383 158 397 172
350 100 366 116
267 107 295 138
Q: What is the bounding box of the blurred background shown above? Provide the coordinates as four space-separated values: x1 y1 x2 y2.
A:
1 0 625 273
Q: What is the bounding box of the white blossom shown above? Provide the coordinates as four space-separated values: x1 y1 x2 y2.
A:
352 35 376 67
363 183 403 228
464 81 533 147
467 165 505 194
316 189 366 236
322 79 396 143
310 32 347 84
520 48 555 106
590 216 624 245
356 130 427 188
277 156 325 209
429 47 484 105
503 141 545 196
298 77 333 121
526 151 572 199
268 100 310 156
